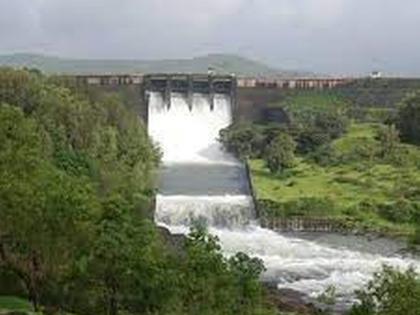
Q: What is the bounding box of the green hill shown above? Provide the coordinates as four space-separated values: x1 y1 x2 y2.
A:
0 53 310 77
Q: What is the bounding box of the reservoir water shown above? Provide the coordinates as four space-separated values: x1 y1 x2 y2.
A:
147 91 419 309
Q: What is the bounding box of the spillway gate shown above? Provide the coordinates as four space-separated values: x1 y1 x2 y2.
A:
143 73 237 111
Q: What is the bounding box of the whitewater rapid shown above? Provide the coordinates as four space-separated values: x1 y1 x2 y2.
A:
147 91 419 307
165 224 418 306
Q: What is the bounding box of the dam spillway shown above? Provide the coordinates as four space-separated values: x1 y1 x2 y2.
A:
148 91 254 227
144 73 236 112
148 92 237 165
146 78 420 311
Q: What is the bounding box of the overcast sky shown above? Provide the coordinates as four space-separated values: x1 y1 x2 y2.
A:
1 0 419 75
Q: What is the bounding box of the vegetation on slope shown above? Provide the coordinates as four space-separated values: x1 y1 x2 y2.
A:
276 89 400 123
221 90 420 240
250 123 420 236
0 296 33 313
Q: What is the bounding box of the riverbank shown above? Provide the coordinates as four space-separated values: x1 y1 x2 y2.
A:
249 123 420 241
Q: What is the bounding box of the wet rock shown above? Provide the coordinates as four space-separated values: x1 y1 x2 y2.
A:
157 226 186 256
263 283 319 315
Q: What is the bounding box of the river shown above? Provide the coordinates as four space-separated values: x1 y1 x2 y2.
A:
147 91 420 310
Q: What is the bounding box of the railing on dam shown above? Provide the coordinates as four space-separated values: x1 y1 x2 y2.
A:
71 74 353 90
237 77 353 89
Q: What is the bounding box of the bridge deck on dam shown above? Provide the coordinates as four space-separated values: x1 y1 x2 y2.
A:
70 73 353 90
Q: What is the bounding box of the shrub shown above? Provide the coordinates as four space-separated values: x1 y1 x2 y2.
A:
349 266 420 315
376 124 400 159
349 107 396 123
397 92 420 145
219 123 266 159
264 133 296 174
314 110 349 140
296 128 331 154
376 200 420 223
307 144 337 166
258 197 336 219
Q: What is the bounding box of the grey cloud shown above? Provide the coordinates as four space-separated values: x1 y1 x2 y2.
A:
0 0 419 75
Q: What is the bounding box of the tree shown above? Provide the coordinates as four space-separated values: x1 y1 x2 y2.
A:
397 92 420 145
182 224 232 315
314 110 348 140
219 123 265 159
0 104 99 311
296 127 331 154
0 67 44 114
181 224 268 315
349 266 420 315
264 133 296 174
229 252 265 313
85 196 165 315
377 124 400 159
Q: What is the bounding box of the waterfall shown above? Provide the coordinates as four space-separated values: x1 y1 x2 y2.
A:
155 195 254 227
147 90 419 309
148 91 254 228
148 92 238 165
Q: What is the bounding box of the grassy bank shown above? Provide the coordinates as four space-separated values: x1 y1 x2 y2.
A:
249 123 420 237
0 296 34 313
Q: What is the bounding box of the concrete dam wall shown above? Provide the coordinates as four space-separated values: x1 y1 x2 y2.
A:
61 74 420 124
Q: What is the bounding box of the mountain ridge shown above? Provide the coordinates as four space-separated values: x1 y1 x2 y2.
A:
0 53 313 78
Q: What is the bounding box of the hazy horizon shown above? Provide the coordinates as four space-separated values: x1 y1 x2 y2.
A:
1 0 420 76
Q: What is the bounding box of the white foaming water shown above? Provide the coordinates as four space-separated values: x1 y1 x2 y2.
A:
155 195 254 227
147 90 420 307
212 227 419 303
148 92 237 165
165 224 419 306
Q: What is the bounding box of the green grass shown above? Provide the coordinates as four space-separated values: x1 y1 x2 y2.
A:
0 296 32 312
270 90 350 111
250 123 420 236
333 123 379 153
250 159 396 208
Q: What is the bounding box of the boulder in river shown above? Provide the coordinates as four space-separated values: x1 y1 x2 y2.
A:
263 283 319 315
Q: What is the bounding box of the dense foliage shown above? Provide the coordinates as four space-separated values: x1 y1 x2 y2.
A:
0 68 272 315
264 133 296 173
219 123 268 159
348 266 420 315
220 95 349 169
397 92 420 145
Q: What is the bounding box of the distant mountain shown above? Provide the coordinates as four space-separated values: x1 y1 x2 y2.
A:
0 53 312 78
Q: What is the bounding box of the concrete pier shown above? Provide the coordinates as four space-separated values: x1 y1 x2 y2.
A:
143 74 236 111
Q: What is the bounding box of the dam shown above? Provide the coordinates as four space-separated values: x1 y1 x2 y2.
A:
58 73 420 310
145 75 420 310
